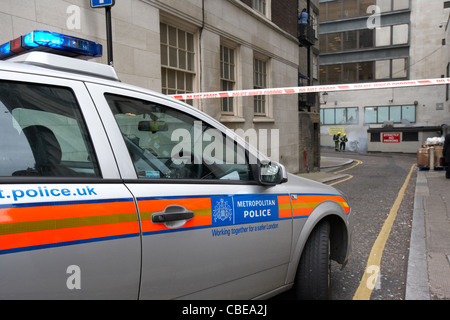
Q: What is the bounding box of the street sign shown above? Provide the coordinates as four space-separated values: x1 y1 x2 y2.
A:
382 132 401 143
90 0 115 8
329 127 345 136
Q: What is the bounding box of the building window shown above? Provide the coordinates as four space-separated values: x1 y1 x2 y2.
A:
322 24 408 54
320 107 359 125
253 57 267 116
392 24 409 45
343 30 358 51
326 0 342 20
327 64 342 84
378 0 392 12
252 0 267 16
160 23 195 105
343 0 358 18
359 0 375 16
375 26 391 46
359 61 375 81
375 58 408 80
359 28 374 48
220 45 236 114
375 24 409 47
321 58 407 84
321 28 379 53
321 61 375 84
322 108 335 124
320 0 376 21
313 55 319 80
320 0 408 21
327 32 342 52
402 105 415 122
375 60 390 79
392 58 407 78
403 131 418 141
343 63 358 83
311 11 319 39
364 105 416 124
381 0 410 11
365 107 378 123
394 0 409 10
370 132 381 142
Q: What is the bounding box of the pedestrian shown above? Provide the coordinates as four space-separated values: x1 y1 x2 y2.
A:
340 133 348 152
333 132 341 152
444 133 450 179
299 8 308 24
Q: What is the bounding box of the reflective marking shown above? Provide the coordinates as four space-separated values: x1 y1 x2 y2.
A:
0 199 139 255
0 192 351 254
291 194 350 218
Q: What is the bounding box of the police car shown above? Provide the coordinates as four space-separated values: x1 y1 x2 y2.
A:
0 31 351 299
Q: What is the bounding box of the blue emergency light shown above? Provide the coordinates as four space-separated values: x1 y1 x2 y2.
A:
0 31 103 60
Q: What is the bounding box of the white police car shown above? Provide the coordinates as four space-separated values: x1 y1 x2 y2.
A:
0 31 351 299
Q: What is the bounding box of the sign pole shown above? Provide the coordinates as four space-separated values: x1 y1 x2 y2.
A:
105 6 113 66
90 0 115 66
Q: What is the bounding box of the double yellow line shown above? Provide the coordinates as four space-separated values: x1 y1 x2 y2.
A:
328 159 363 186
325 157 416 299
353 163 416 300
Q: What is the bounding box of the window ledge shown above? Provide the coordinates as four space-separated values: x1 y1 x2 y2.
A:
219 115 246 123
253 117 275 123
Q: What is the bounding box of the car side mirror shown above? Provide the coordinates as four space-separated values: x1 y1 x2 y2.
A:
258 160 287 186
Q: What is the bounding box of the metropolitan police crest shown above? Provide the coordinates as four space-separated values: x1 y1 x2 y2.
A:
213 198 232 222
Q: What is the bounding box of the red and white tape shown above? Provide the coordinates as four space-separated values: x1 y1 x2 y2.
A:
170 78 450 100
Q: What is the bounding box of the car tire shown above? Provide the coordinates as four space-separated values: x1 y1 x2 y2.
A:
294 220 331 300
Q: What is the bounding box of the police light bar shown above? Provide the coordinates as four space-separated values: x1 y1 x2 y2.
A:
0 31 102 60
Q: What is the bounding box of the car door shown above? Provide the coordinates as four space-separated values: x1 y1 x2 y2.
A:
86 83 293 299
0 73 141 299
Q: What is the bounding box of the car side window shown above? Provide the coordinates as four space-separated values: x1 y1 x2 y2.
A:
0 81 100 177
104 94 254 181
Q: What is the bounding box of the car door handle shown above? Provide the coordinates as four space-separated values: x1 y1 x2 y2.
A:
151 205 194 224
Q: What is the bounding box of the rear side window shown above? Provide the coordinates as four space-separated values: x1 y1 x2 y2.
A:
0 81 100 178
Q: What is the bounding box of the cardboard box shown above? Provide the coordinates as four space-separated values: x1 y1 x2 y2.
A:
417 147 429 167
418 145 444 168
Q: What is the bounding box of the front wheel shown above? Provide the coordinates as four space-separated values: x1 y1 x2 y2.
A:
293 220 331 300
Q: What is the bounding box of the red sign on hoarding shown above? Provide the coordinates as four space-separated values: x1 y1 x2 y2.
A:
382 132 401 143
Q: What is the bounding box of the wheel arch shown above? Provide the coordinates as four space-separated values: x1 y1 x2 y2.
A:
286 200 351 284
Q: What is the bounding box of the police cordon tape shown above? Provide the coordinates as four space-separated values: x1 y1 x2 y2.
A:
170 78 450 101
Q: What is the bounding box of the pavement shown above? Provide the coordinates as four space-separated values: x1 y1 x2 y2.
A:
406 169 450 300
296 156 354 183
297 154 450 300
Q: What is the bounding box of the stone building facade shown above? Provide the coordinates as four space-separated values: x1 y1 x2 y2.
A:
318 0 450 153
1 0 322 173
